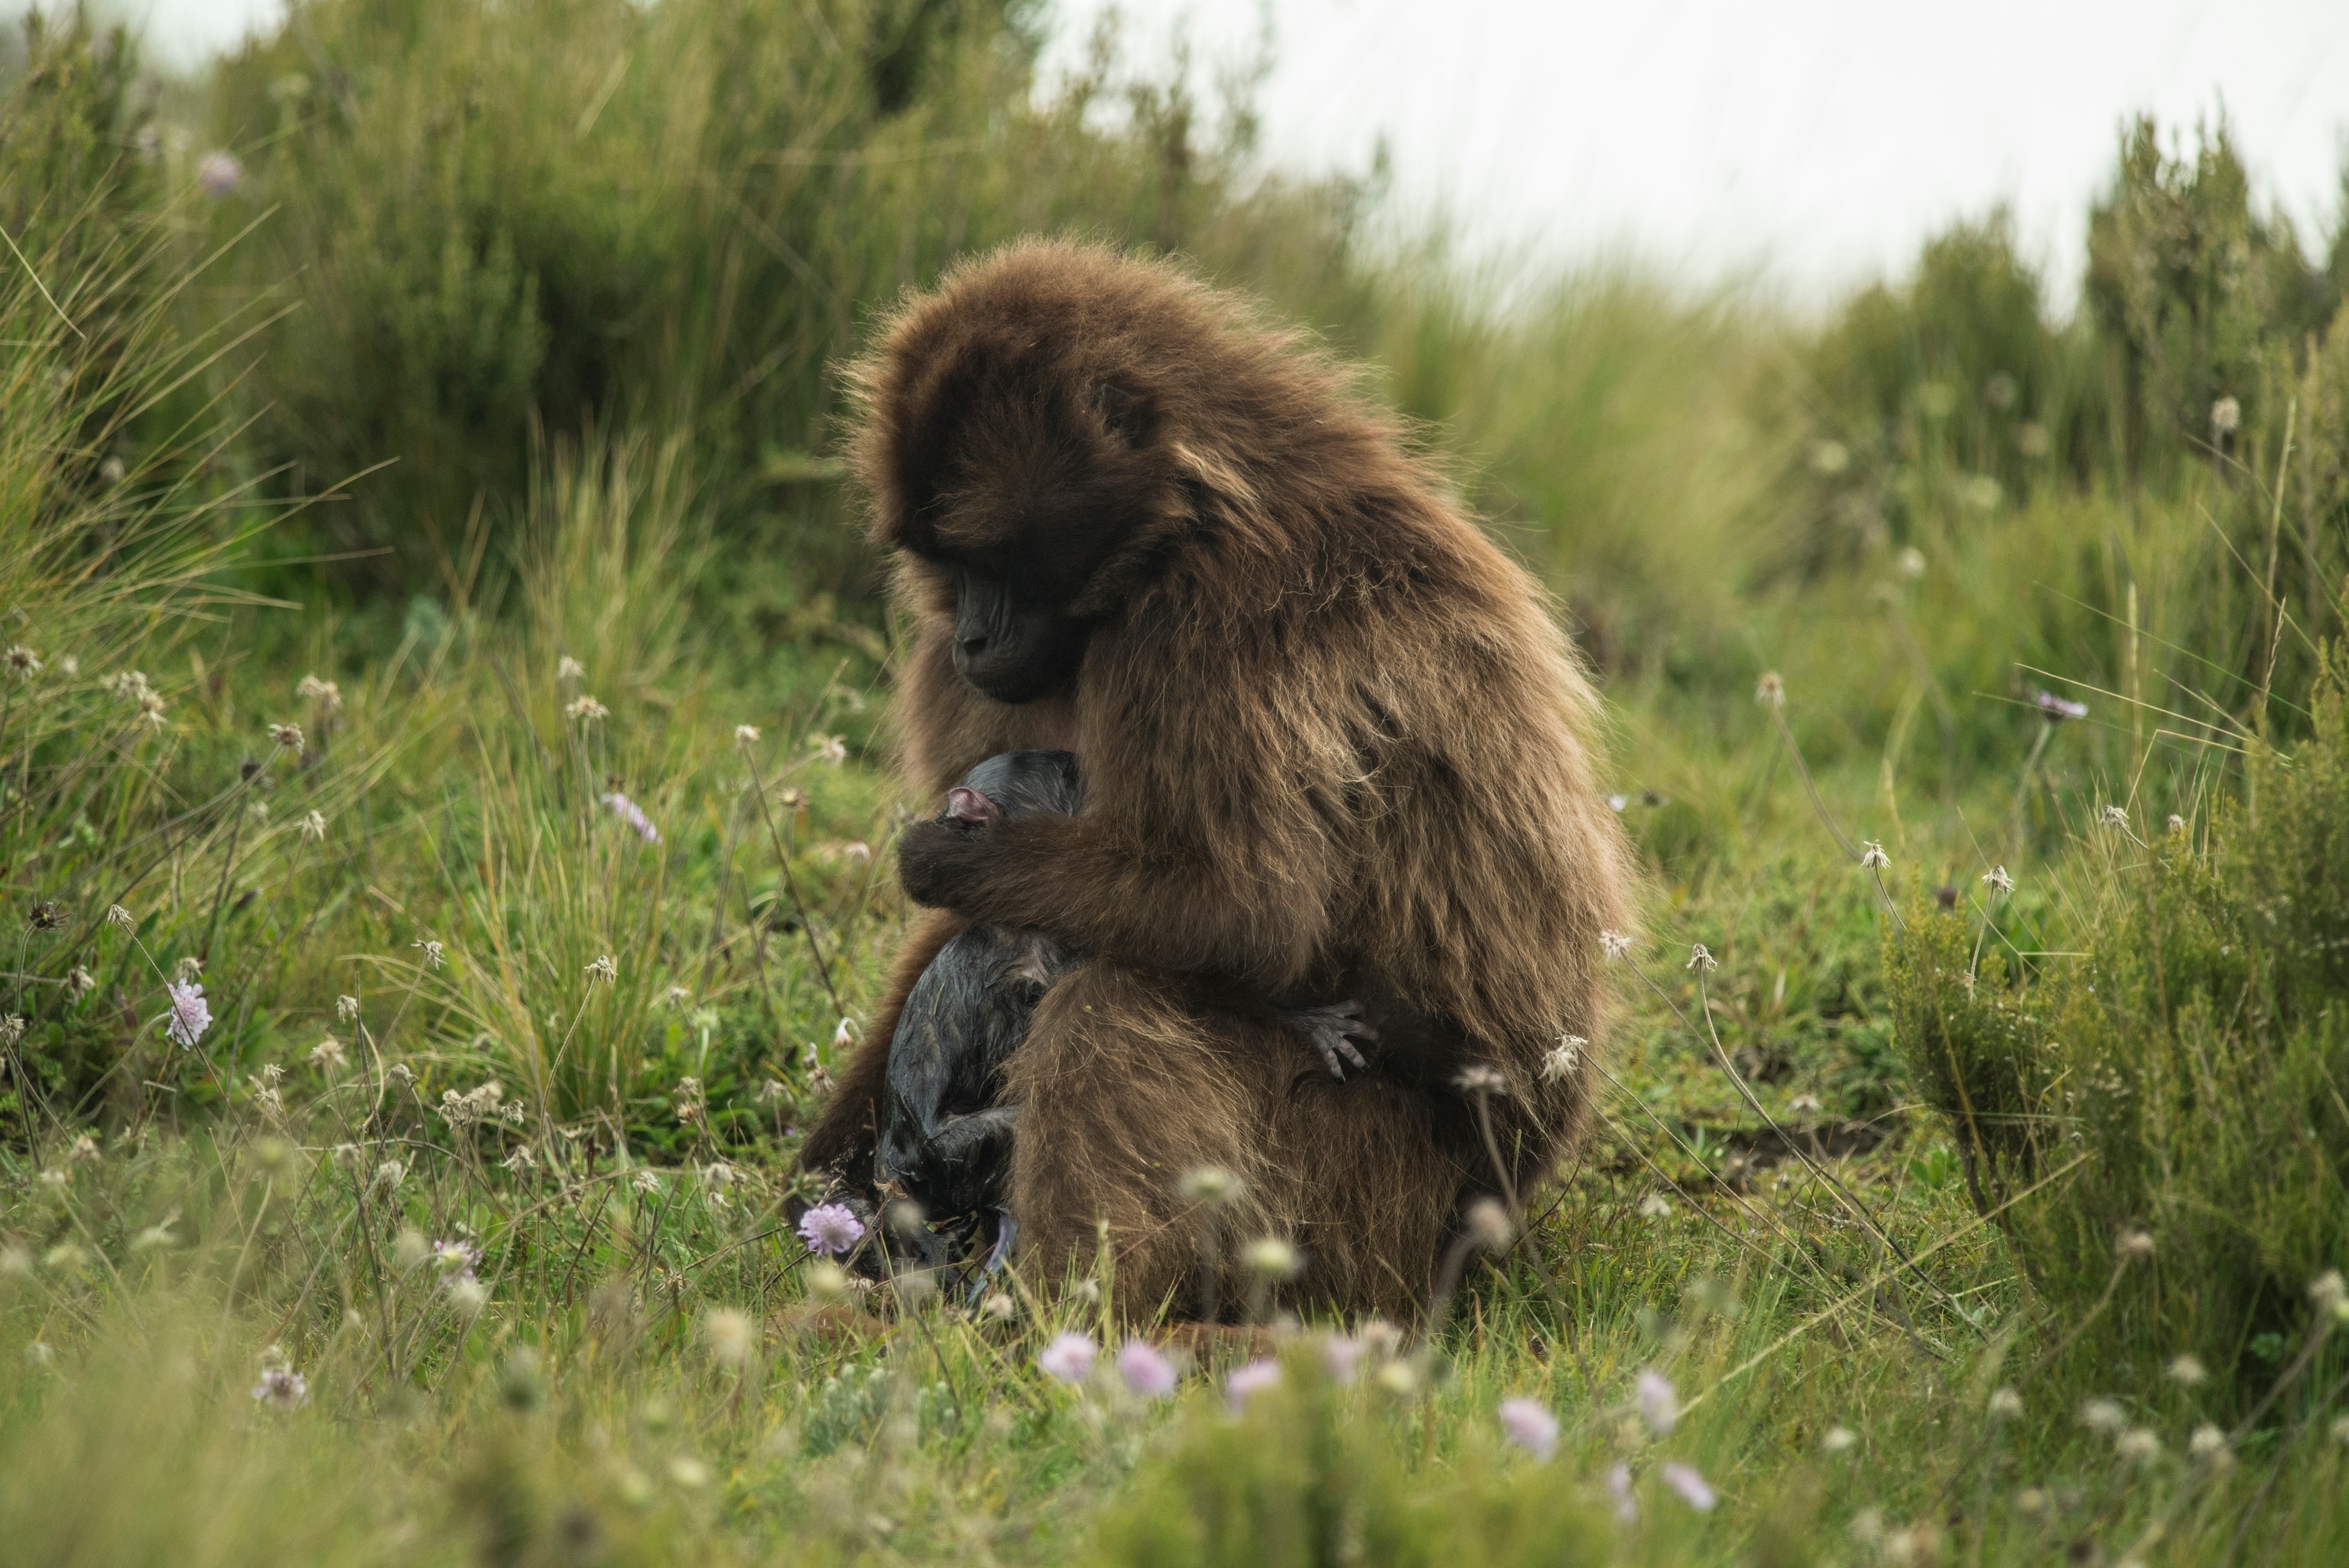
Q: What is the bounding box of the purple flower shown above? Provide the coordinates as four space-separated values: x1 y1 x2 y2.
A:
164 981 211 1048
432 1238 481 1281
2034 689 2088 722
797 1202 866 1257
1498 1396 1559 1459
197 151 244 197
1636 1368 1678 1434
1660 1460 1716 1511
251 1367 307 1410
599 791 661 844
1225 1358 1281 1411
1116 1339 1177 1398
1321 1334 1364 1384
1607 1461 1638 1522
1038 1331 1096 1383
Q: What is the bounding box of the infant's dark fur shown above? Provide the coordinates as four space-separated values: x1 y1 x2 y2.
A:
875 751 1083 1221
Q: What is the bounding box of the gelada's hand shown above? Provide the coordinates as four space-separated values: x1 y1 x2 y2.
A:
897 814 999 911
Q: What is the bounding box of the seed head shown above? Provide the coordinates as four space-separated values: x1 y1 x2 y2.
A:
2310 1270 2348 1317
336 995 359 1022
310 1035 346 1073
294 674 342 711
2166 1354 2207 1387
813 735 847 765
564 694 608 724
448 1278 490 1319
1600 928 1636 961
1860 841 1890 870
1687 943 1720 972
1821 1425 1857 1453
2116 1229 2156 1261
2211 395 2241 434
2116 1427 2161 1464
632 1169 661 1196
980 1288 1014 1320
414 940 444 970
585 954 616 984
66 967 94 1000
0 1015 21 1050
2100 804 2131 829
557 656 585 683
297 810 327 842
2188 1424 2229 1461
2078 1398 2126 1434
1981 865 2013 895
1464 1197 1515 1251
733 724 760 746
1178 1164 1243 1208
374 1160 405 1192
1987 1387 2023 1419
1454 1063 1509 1096
1637 1192 1672 1219
832 1016 858 1048
1242 1236 1301 1279
702 1307 755 1368
105 904 135 930
1755 671 1785 709
5 645 39 680
270 722 303 752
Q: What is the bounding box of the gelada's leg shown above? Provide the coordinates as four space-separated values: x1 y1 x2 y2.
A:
1002 964 1471 1324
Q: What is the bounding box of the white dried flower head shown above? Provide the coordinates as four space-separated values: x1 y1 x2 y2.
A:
294 674 343 710
57 654 76 676
1755 671 1785 709
261 1063 285 1086
0 1015 21 1050
1540 1035 1586 1083
105 904 135 930
447 1278 490 1319
2078 1398 2127 1435
2100 804 2130 829
661 985 692 1008
1987 1387 2023 1419
1178 1164 1243 1208
1687 943 1720 972
174 955 202 985
298 810 327 842
2331 1413 2349 1446
1454 1063 1509 1096
38 1168 68 1191
499 1100 525 1126
414 940 444 970
1821 1425 1857 1453
254 1084 284 1117
1896 546 1927 579
813 735 847 765
374 1160 405 1192
386 1063 414 1084
1243 1236 1301 1279
1981 865 2014 895
501 1144 537 1172
702 1306 755 1369
336 995 360 1022
832 1016 859 1048
392 1227 430 1269
2166 1354 2208 1387
1637 1192 1672 1219
756 1077 788 1102
2116 1427 2161 1464
842 839 873 865
557 656 585 683
2168 813 2186 835
1599 928 1636 961
2188 1424 2230 1461
564 694 609 723
1859 841 1890 870
586 955 617 984
733 724 760 746
2116 1229 2156 1261
1463 1197 1515 1251
67 1134 99 1164
270 722 304 752
5 645 40 681
66 966 95 1001
1789 1092 1823 1113
2210 395 2241 434
2310 1270 2348 1317
632 1169 661 1196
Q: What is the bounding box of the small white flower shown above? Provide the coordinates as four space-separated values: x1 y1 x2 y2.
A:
1859 841 1890 870
1821 1425 1857 1453
2166 1354 2207 1387
298 810 327 842
414 940 444 969
4 645 41 681
1637 1193 1672 1219
2100 804 2130 829
66 967 95 1000
2078 1398 2126 1434
2211 395 2241 434
1242 1237 1301 1279
557 656 586 682
271 721 304 752
0 1015 21 1050
2117 1229 2156 1261
1686 943 1719 972
2188 1424 2229 1461
1454 1063 1509 1096
105 904 135 930
812 735 847 765
586 955 617 984
164 981 211 1048
632 1169 661 1196
337 995 360 1022
733 724 760 746
1540 1035 1585 1083
2116 1427 2161 1464
565 694 609 724
1754 671 1785 709
1987 1387 2023 1418
1981 865 2013 895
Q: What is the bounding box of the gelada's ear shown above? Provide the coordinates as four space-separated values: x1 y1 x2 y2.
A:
1092 380 1156 448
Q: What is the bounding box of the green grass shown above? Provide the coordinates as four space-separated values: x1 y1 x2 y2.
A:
8 2 2349 1563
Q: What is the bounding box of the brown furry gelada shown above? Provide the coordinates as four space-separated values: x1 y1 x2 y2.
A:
802 239 1633 1323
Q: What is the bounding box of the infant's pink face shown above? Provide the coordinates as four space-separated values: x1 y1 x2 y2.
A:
944 786 1001 825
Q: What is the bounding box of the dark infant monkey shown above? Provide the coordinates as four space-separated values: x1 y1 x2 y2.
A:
875 749 1382 1250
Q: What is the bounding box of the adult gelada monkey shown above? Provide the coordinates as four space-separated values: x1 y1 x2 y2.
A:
802 240 1633 1322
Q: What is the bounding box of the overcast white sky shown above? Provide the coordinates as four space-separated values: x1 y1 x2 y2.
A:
106 0 2349 302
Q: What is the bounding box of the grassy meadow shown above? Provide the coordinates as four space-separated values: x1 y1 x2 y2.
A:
7 3 2349 1562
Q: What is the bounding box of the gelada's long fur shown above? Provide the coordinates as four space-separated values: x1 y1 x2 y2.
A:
803 239 1633 1321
